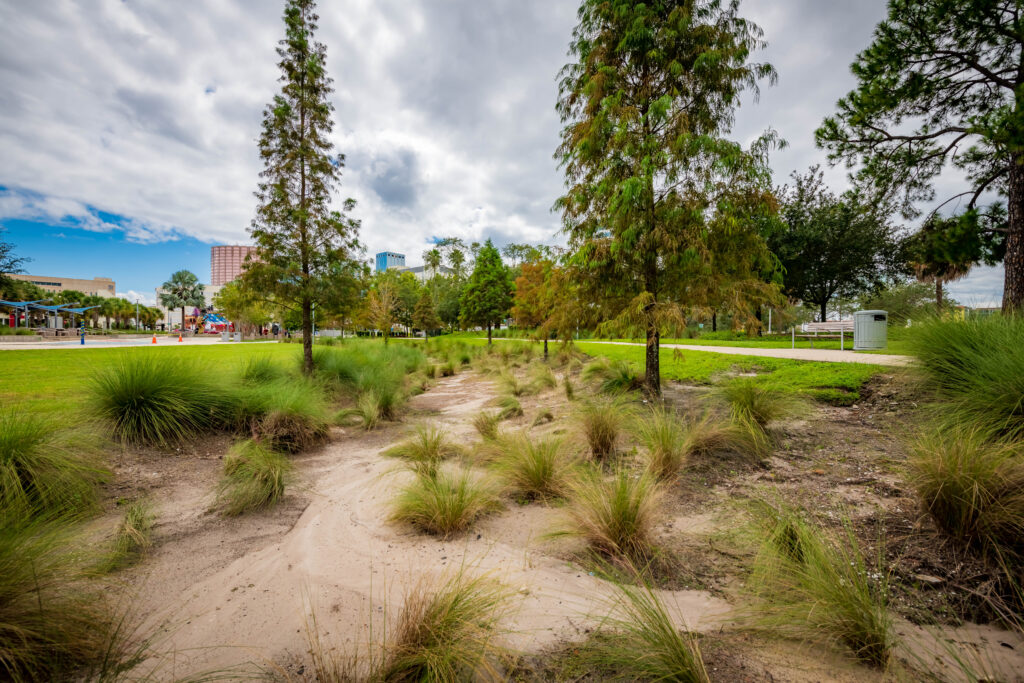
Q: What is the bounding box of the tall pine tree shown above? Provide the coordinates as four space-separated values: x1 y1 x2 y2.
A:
245 0 362 373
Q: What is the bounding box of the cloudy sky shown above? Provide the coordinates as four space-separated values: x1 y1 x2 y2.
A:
0 0 1005 307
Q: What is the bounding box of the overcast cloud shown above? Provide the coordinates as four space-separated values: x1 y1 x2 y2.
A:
0 0 1004 306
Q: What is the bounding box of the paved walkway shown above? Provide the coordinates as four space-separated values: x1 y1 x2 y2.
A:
0 336 266 350
582 340 912 367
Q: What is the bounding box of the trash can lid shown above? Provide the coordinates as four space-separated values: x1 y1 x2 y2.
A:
854 310 887 317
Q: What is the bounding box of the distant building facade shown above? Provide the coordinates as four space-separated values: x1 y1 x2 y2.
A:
396 264 453 283
375 251 406 273
6 273 115 298
211 245 256 286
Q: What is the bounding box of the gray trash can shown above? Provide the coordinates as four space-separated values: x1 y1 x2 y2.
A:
853 310 887 350
233 332 242 342
221 331 230 342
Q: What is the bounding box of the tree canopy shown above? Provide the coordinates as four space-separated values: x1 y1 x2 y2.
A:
816 0 1021 310
556 0 777 394
159 270 205 331
459 239 512 344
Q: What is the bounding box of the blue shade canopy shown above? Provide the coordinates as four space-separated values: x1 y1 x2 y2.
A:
60 306 100 314
0 299 48 307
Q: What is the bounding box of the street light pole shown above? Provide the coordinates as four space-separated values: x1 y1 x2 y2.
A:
135 300 139 331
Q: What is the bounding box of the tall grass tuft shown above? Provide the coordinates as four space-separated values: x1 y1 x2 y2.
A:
582 357 643 394
582 577 709 682
389 469 501 538
473 411 501 441
684 411 772 464
577 397 632 462
100 499 155 572
91 354 230 447
495 395 523 420
493 432 572 501
216 440 293 516
498 371 534 397
0 514 120 680
747 501 895 668
240 355 285 384
384 425 465 476
529 364 558 391
721 379 806 429
564 376 576 401
908 424 1024 563
0 411 105 516
558 467 663 563
909 315 1024 436
229 378 330 453
634 407 689 480
380 571 512 682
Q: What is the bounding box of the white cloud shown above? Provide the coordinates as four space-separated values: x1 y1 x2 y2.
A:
116 290 157 306
0 0 1004 301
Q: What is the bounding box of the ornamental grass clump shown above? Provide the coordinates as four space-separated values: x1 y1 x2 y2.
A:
230 378 330 453
389 469 501 538
685 411 772 464
721 379 806 430
473 411 501 441
100 499 154 572
529 364 558 391
577 397 632 462
91 354 231 447
498 371 534 397
634 407 689 480
747 501 895 669
495 395 523 420
558 467 663 564
494 432 572 501
240 355 286 384
582 357 643 394
0 411 106 516
909 315 1024 437
379 571 513 682
384 424 465 476
582 578 709 683
216 439 293 516
908 423 1024 564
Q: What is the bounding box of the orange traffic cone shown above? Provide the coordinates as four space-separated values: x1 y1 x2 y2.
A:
151 334 156 344
178 333 183 343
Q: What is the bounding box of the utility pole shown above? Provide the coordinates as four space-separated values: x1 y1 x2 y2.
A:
135 299 139 331
312 302 316 340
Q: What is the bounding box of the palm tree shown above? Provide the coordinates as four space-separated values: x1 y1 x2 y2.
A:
159 270 205 331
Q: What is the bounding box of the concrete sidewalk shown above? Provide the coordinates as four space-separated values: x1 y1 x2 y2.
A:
0 336 274 350
582 340 912 367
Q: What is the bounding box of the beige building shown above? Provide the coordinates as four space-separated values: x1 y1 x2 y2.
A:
6 273 115 298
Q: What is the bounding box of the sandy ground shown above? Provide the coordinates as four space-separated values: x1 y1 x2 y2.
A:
120 372 729 679
102 365 1024 682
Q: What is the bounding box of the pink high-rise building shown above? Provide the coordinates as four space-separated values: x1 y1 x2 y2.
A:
210 245 256 286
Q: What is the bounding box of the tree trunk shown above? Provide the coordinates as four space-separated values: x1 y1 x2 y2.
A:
712 311 717 332
543 336 548 361
487 322 492 345
819 300 827 323
936 280 944 309
1004 156 1024 312
180 306 185 332
301 297 313 373
645 320 660 397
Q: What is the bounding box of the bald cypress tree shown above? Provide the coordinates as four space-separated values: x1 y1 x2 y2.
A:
556 0 777 395
245 0 361 374
460 240 512 345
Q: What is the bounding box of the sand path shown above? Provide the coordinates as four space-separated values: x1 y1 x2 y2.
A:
132 372 729 678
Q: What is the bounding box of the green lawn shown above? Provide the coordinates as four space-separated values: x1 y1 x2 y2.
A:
0 343 302 418
423 335 889 405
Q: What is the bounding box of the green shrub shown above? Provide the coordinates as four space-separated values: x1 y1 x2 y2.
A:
559 467 663 563
91 354 230 446
747 501 895 668
494 432 571 501
577 398 632 462
389 469 501 537
0 411 105 516
721 379 806 429
379 571 512 681
216 440 293 516
101 499 154 572
384 425 464 476
582 357 642 394
909 315 1024 436
908 424 1024 563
